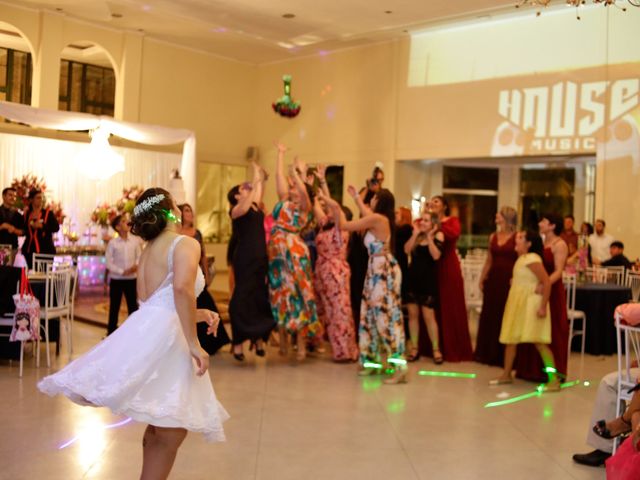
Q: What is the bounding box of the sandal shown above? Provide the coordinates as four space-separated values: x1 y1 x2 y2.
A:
593 415 632 439
407 349 420 363
433 349 444 365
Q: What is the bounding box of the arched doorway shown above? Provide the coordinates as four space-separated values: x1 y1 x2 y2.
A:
59 42 116 116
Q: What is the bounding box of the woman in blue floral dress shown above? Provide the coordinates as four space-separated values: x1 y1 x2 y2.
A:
319 186 406 384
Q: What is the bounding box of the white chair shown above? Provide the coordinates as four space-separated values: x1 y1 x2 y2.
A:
32 253 55 273
605 266 626 285
625 270 640 302
67 267 78 355
37 264 72 368
585 266 608 284
462 259 483 318
563 272 587 378
614 316 640 452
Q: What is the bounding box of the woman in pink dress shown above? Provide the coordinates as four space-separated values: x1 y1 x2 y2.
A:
429 196 473 362
311 166 358 362
516 213 569 382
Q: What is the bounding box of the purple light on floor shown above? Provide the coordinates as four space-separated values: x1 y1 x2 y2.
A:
212 27 227 33
318 50 329 56
58 417 133 450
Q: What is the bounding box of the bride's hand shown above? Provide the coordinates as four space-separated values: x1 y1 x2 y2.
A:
197 309 220 336
190 344 210 376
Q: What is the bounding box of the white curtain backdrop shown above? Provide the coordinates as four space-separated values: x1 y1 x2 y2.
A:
0 132 181 236
0 101 197 207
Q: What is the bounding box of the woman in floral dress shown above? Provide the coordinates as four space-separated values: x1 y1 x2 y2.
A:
267 143 321 361
319 186 406 384
312 166 358 362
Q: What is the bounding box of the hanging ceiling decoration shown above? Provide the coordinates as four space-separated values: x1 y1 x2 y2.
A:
75 126 125 181
516 0 640 18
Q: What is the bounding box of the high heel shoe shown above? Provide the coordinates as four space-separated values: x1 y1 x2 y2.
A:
433 349 444 365
593 415 632 439
250 342 266 357
232 345 245 362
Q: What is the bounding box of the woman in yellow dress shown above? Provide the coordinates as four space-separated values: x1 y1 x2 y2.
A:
490 230 561 391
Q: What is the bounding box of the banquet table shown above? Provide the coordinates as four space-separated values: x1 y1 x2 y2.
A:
572 282 632 356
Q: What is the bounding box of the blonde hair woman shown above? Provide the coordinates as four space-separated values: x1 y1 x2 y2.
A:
474 206 518 366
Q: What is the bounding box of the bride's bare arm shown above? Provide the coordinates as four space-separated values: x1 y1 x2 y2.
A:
173 237 209 376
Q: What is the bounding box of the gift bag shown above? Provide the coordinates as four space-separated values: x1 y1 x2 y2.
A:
10 268 41 342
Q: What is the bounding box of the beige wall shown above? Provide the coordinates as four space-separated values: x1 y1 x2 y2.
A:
1 3 638 259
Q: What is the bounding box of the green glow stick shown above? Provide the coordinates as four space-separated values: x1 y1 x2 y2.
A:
362 362 382 369
418 370 476 378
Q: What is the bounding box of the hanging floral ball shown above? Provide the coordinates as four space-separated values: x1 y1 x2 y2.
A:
272 75 301 119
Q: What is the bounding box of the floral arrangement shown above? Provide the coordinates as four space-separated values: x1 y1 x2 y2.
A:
272 75 301 118
91 203 118 227
10 174 47 210
10 174 65 224
115 185 144 214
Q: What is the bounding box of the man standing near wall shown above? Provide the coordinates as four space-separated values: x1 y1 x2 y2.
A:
588 219 614 265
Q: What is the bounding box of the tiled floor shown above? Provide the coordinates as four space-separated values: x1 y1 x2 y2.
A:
0 321 614 480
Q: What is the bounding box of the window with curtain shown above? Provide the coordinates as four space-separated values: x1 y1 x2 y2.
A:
196 163 247 243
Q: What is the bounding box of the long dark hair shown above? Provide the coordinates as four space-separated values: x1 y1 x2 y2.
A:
431 195 450 216
542 213 563 236
227 185 241 208
373 188 396 251
525 230 544 258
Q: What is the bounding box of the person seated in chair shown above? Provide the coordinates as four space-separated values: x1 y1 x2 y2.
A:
572 368 640 467
601 241 632 270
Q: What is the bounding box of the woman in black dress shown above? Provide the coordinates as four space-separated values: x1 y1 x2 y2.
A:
22 190 60 268
227 162 276 361
178 203 231 354
403 210 444 363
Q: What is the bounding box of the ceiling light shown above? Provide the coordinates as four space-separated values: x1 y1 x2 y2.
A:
385 10 393 13
75 127 125 181
282 13 296 19
111 13 123 18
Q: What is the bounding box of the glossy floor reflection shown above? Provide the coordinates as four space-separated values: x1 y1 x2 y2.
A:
0 322 614 480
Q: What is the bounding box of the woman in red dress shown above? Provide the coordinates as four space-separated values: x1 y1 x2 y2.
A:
429 196 473 362
474 207 518 367
515 213 569 382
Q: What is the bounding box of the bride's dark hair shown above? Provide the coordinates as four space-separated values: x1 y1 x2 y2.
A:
130 187 175 241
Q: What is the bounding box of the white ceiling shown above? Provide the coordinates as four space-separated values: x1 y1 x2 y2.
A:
3 0 518 64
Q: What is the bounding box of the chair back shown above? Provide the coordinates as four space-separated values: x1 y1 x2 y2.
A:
605 266 626 285
562 272 577 312
461 259 483 308
32 253 55 273
625 270 640 302
585 266 608 284
616 317 640 405
43 263 72 313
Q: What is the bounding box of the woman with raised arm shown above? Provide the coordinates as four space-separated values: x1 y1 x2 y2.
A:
227 162 276 361
403 210 444 364
39 188 228 480
319 185 406 384
312 166 358 362
267 143 321 361
429 195 473 362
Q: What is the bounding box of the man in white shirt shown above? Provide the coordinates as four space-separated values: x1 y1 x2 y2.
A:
588 219 614 265
106 214 142 334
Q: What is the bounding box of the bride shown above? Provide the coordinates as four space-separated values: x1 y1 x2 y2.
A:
39 188 229 480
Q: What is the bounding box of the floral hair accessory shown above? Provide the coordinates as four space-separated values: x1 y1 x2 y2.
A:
133 194 165 217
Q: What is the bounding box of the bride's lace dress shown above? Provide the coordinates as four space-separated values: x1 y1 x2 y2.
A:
38 235 229 442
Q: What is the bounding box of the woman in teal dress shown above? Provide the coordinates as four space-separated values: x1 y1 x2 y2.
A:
267 142 321 361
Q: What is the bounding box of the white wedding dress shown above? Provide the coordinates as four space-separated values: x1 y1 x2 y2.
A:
38 235 229 442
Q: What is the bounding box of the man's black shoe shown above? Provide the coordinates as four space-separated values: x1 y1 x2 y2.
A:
572 449 611 467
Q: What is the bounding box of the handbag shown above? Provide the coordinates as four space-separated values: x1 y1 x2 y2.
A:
10 268 41 342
